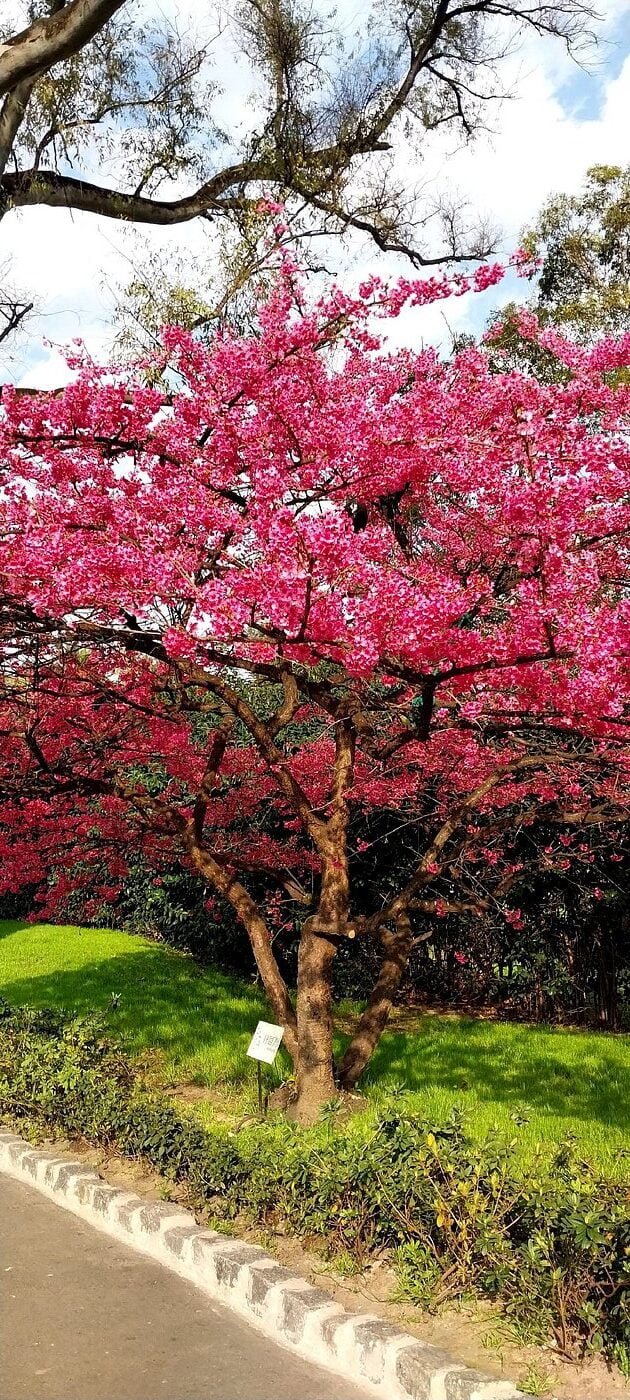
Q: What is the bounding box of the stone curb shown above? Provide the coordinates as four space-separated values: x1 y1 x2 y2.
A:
0 1129 526 1400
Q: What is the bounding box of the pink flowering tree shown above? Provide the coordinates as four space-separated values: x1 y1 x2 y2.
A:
0 255 628 1121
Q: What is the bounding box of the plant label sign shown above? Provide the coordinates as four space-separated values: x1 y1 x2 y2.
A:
247 1021 284 1065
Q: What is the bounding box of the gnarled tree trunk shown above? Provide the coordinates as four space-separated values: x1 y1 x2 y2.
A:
288 721 355 1123
187 838 298 1063
338 918 413 1090
290 926 337 1123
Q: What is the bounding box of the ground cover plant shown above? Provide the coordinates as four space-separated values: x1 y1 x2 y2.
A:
0 247 628 1120
2 920 629 1176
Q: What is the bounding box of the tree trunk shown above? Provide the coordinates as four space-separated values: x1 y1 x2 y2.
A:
289 926 337 1124
290 724 355 1124
187 840 298 1063
595 922 618 1029
338 920 413 1090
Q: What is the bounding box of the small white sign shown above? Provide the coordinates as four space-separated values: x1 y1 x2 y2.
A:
247 1020 285 1064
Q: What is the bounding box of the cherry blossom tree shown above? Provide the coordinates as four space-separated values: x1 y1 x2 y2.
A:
0 249 628 1121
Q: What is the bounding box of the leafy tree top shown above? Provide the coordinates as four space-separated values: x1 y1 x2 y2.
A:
0 0 598 264
485 164 630 381
528 164 630 341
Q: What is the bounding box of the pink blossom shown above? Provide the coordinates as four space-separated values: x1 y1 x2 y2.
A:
0 245 626 940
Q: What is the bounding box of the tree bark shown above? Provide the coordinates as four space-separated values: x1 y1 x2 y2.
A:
187 840 298 1064
289 926 337 1124
289 718 355 1123
338 918 413 1090
0 0 125 98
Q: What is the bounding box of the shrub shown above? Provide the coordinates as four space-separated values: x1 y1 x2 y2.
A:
0 999 628 1369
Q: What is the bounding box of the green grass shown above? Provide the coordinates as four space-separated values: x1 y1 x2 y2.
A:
1 920 629 1176
362 1014 630 1175
0 919 268 1088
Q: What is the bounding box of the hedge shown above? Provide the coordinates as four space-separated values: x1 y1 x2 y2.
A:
1 999 628 1372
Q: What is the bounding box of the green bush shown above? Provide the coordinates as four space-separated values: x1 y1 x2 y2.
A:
0 999 628 1370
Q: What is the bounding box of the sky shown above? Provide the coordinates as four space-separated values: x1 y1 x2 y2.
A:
1 0 628 386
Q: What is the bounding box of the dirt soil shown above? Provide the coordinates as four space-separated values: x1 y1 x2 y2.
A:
12 1128 628 1400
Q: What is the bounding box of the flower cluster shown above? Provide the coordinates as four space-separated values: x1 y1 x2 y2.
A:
0 254 627 927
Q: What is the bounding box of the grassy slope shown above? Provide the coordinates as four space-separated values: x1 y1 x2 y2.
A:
0 920 267 1086
1 920 629 1174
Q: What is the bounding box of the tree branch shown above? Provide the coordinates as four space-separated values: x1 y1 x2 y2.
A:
1 163 268 225
368 753 580 931
0 78 37 177
0 0 126 97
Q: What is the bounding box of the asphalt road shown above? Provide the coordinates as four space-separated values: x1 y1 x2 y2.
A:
0 1175 369 1400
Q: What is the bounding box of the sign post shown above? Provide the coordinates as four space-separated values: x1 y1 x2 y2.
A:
246 1021 285 1117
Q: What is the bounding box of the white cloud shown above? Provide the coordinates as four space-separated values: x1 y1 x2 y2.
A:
432 52 630 248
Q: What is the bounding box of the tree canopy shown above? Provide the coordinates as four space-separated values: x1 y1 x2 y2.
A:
527 164 630 342
485 164 630 380
0 0 596 264
0 247 627 1119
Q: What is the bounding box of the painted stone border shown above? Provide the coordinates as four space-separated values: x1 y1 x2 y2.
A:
0 1128 527 1400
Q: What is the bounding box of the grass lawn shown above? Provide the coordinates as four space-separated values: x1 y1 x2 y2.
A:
1 919 629 1176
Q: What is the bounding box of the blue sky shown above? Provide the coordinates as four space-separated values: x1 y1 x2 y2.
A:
1 0 628 384
558 6 630 117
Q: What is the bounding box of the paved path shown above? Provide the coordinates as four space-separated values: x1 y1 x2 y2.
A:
0 1175 369 1400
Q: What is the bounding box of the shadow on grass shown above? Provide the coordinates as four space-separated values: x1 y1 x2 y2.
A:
1 924 268 1085
2 921 628 1136
362 1016 630 1134
0 919 29 940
